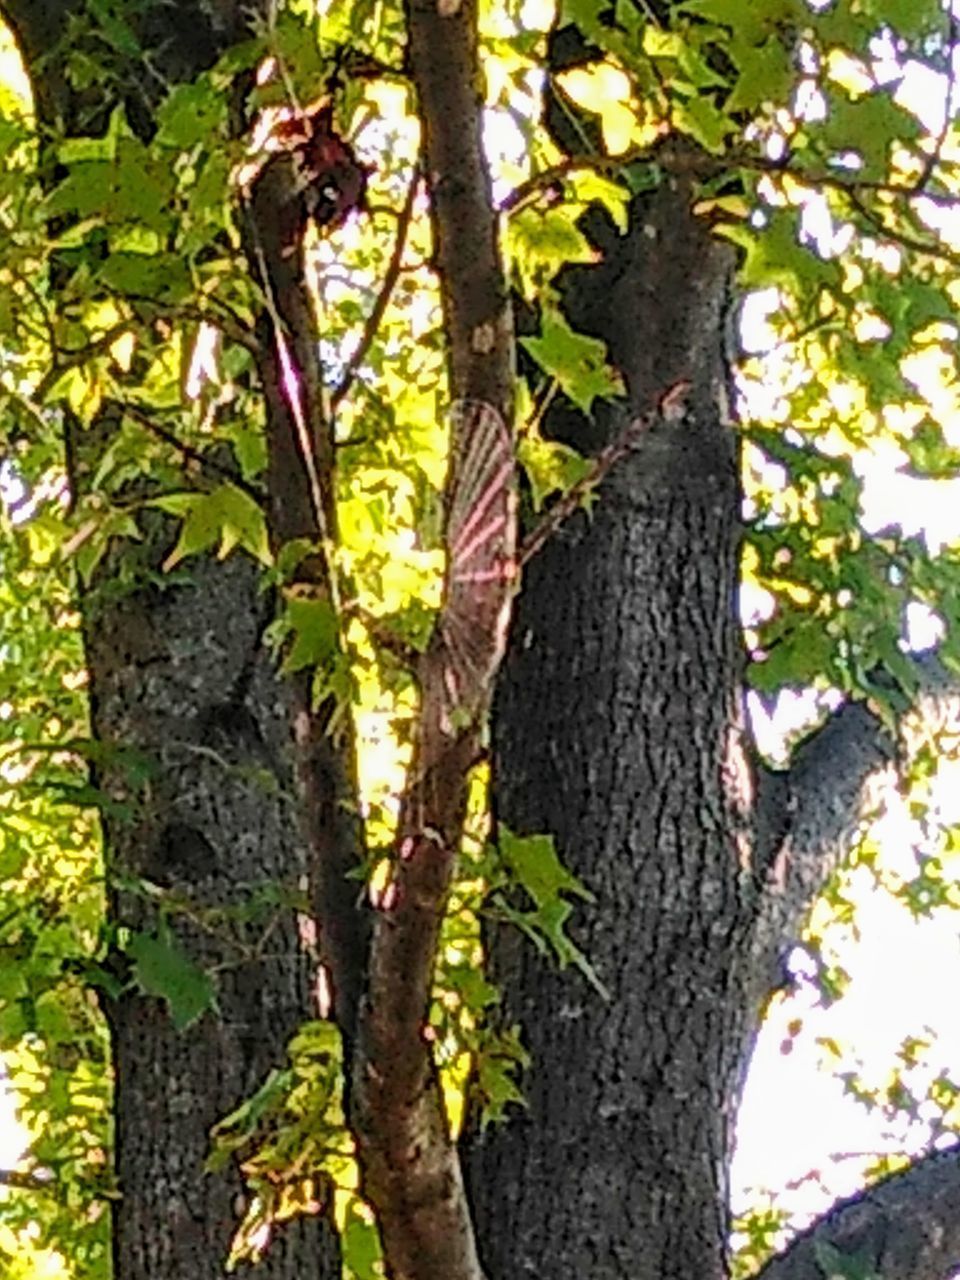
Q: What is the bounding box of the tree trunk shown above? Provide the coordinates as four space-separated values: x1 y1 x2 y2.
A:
465 172 756 1279
87 533 340 1279
2 3 344 1274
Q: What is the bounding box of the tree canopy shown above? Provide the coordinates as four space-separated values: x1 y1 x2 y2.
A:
1 0 960 1277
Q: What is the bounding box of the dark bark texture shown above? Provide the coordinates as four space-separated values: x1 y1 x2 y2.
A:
86 535 339 1279
463 27 960 1280
759 1143 960 1280
465 172 749 1280
2 2 343 1275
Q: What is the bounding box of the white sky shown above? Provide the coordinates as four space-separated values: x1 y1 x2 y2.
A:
731 42 960 1238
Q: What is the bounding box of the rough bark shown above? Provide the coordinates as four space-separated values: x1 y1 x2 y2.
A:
87 536 339 1280
404 0 513 419
3 2 344 1275
748 652 960 1016
465 170 747 1280
758 1142 960 1280
465 39 960 1280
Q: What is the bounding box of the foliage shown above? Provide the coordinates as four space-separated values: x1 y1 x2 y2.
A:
0 0 959 1274
207 1020 356 1270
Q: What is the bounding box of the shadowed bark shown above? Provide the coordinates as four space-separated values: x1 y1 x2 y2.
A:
758 1143 960 1280
464 33 960 1280
465 169 748 1280
2 2 346 1274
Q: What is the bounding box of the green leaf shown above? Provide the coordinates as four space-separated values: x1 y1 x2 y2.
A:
566 169 630 232
0 842 29 880
229 421 268 481
156 81 227 149
98 251 190 300
474 1024 529 1127
495 828 609 996
748 616 835 693
341 1201 384 1280
674 96 734 154
862 0 944 38
127 931 217 1031
500 829 591 909
88 0 142 55
153 483 272 570
281 597 339 675
507 205 597 299
520 310 625 414
726 37 793 112
719 210 841 292
518 432 591 511
679 0 764 41
44 161 114 220
207 1067 291 1169
813 1239 881 1280
34 990 75 1042
823 92 921 182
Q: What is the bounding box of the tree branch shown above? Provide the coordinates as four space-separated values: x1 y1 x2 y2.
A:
350 0 513 1275
519 379 690 568
0 1167 57 1193
758 1140 960 1280
120 401 265 503
330 169 420 415
749 655 960 989
240 117 369 1048
499 138 960 220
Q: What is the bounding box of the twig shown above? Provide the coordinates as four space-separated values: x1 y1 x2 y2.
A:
130 298 260 357
0 1167 56 1193
519 380 690 568
34 322 132 402
845 187 960 274
349 602 419 667
9 266 57 355
908 12 958 197
499 140 960 221
329 168 420 413
121 402 265 504
500 153 634 214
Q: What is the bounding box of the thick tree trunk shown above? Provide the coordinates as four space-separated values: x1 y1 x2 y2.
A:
3 3 344 1275
465 174 755 1279
87 535 339 1279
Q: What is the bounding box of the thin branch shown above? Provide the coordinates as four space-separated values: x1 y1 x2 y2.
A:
499 139 960 220
519 380 691 568
330 168 420 414
351 0 513 1273
499 153 631 214
749 652 960 1007
130 297 260 358
9 265 58 355
349 604 420 668
907 12 958 197
0 1167 56 1193
120 402 265 504
844 186 960 273
34 322 132 402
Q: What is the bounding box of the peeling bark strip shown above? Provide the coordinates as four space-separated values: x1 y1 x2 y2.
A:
439 401 517 730
350 1 513 1277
